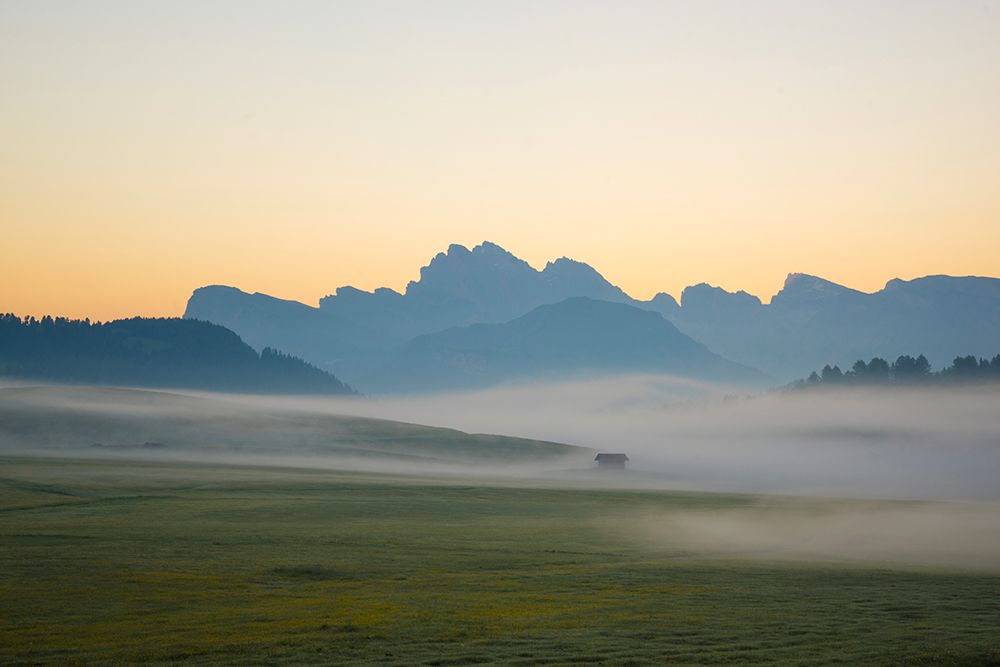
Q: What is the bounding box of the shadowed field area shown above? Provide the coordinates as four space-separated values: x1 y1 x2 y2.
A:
1 456 999 666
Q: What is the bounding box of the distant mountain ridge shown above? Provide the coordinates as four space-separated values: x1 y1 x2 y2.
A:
0 314 354 394
317 241 634 337
183 241 1000 390
185 241 643 386
661 273 1000 381
362 297 760 393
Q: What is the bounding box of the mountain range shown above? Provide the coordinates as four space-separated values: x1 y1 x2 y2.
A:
184 241 1000 393
363 298 759 393
658 273 1000 380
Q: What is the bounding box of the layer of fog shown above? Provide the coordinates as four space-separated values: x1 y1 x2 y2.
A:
12 447 589 484
614 501 1000 572
6 378 1000 572
0 384 594 481
3 375 1000 500
229 375 1000 500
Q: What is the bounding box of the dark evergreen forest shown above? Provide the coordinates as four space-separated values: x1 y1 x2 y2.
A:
794 353 1000 390
0 314 354 394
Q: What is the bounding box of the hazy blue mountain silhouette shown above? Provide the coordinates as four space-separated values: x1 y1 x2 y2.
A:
653 273 1000 380
0 314 354 394
185 241 638 384
319 241 634 335
361 298 761 393
184 285 390 383
184 241 1000 389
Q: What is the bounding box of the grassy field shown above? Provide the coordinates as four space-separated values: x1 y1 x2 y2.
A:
2 456 999 666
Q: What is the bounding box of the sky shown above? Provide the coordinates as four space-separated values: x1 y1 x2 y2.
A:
2 0 999 321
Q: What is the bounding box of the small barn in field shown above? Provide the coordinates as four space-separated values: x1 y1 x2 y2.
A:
594 453 629 469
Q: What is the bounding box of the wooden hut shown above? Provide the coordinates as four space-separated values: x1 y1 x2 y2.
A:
594 453 629 469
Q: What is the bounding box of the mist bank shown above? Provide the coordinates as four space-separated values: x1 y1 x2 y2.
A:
0 385 591 478
3 376 999 500
251 375 1000 500
614 501 1000 572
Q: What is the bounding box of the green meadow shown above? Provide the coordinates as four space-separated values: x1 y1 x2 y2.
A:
2 456 999 666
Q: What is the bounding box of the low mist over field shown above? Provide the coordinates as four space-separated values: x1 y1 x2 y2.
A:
0 384 591 477
232 375 999 500
4 379 1000 661
4 376 999 500
5 377 1000 573
618 501 1000 572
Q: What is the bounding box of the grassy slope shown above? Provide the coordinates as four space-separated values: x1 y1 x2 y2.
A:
1 457 999 666
0 386 585 464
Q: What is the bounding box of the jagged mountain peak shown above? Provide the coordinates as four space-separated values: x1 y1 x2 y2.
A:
543 256 588 270
681 283 762 310
542 256 606 282
472 240 516 256
542 257 610 282
408 241 534 294
540 256 632 303
780 272 856 293
770 273 864 307
438 240 526 264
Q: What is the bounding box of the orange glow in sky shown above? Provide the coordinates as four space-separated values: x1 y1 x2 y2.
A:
2 1 999 320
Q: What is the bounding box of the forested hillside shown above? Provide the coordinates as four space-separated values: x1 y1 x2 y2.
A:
0 314 354 394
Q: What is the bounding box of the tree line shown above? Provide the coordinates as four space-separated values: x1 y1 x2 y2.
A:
0 314 355 394
793 353 1000 389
